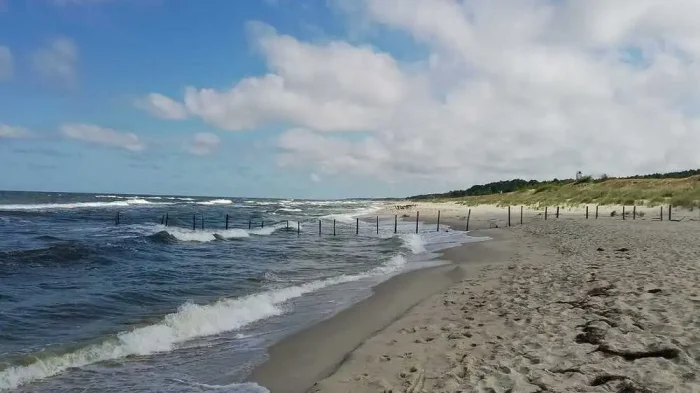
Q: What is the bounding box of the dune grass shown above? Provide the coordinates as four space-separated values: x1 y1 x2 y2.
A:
417 176 700 208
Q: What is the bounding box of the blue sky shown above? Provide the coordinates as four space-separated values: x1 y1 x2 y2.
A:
0 0 405 198
2 0 700 198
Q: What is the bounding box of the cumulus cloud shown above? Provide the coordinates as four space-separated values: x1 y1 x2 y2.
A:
0 46 12 81
184 132 220 156
0 124 31 139
60 123 145 151
32 37 78 85
145 0 700 190
135 93 188 120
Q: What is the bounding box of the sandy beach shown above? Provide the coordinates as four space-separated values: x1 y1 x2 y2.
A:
253 204 700 393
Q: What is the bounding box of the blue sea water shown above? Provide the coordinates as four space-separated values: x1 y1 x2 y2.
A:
0 191 472 392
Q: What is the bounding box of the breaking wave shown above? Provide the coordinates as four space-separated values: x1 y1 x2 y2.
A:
0 254 407 391
197 199 233 206
0 199 167 211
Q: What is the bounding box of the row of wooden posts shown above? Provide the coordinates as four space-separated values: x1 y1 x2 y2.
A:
116 211 444 234
114 204 677 232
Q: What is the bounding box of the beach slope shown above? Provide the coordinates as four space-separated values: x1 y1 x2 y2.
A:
310 219 700 393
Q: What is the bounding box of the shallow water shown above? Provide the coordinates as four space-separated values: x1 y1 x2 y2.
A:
0 191 474 392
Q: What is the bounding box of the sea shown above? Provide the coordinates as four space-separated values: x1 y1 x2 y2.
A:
0 191 476 392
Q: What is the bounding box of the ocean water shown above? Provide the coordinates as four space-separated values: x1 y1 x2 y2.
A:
0 191 475 392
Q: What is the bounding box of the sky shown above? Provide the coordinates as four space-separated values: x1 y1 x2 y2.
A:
2 0 700 198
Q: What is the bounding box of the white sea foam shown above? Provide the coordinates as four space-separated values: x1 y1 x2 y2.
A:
320 205 382 223
155 221 295 242
170 380 270 393
0 254 407 391
276 208 302 213
0 199 171 210
163 227 251 242
401 234 427 254
248 222 297 236
124 198 152 205
197 199 233 206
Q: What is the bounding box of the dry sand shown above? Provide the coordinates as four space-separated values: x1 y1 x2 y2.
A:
382 201 700 230
308 216 700 392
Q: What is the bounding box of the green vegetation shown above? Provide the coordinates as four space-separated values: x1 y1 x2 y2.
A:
409 170 700 208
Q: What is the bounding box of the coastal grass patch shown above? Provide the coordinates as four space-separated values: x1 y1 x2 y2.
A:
420 176 700 208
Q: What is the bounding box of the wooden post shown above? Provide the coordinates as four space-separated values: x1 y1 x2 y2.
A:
248 220 252 230
416 211 419 234
622 206 626 220
437 210 441 232
115 211 120 225
261 220 264 229
333 219 336 236
660 206 663 221
508 206 511 227
356 218 359 235
193 214 196 231
161 215 165 225
633 206 636 220
586 206 589 219
466 209 471 231
520 206 523 225
556 206 560 218
376 216 379 235
165 213 169 227
225 214 229 230
394 215 397 234
319 219 321 236
297 221 300 236
669 204 672 221
201 215 204 230
596 205 599 219
545 207 548 220
286 220 289 231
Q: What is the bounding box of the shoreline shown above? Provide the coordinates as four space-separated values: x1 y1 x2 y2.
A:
248 227 504 393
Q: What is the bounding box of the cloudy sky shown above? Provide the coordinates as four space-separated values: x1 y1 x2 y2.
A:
1 0 700 198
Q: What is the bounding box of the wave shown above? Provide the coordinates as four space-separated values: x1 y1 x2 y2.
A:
170 380 269 393
0 199 169 211
197 199 233 206
275 208 302 213
320 206 381 223
0 242 94 265
144 222 295 243
0 254 407 391
150 228 250 243
248 221 298 236
400 234 427 254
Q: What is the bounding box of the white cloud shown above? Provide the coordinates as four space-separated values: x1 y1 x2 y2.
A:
60 123 145 151
0 46 12 81
0 124 30 139
32 37 78 85
309 173 321 183
184 132 220 156
146 1 700 191
135 93 188 120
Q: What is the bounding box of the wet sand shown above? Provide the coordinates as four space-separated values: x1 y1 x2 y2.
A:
249 229 504 393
